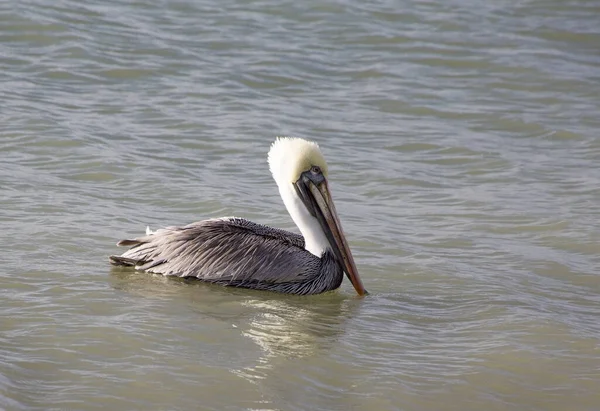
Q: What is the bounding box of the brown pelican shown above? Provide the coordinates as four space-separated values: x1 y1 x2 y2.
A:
109 137 367 296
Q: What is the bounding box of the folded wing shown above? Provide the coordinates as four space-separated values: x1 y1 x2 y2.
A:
109 217 322 289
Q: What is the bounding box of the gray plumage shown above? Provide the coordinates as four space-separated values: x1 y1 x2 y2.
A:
109 217 343 295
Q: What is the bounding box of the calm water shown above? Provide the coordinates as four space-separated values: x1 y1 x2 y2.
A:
2 0 600 410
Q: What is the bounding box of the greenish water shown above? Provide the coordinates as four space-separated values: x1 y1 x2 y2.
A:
1 1 599 410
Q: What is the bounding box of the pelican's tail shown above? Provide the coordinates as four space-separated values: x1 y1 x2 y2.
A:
108 255 140 266
109 230 151 267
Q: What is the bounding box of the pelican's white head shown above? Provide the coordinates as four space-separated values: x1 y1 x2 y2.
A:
268 137 328 187
266 137 367 296
267 137 330 257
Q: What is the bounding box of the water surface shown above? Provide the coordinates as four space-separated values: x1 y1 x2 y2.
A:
1 0 600 410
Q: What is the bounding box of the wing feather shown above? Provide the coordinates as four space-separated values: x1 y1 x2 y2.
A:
110 218 321 287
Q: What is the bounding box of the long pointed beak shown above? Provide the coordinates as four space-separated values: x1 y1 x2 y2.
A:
305 179 368 296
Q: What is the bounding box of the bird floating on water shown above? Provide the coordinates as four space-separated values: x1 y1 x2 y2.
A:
110 137 367 296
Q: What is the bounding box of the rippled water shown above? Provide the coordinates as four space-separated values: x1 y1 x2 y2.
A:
2 0 600 410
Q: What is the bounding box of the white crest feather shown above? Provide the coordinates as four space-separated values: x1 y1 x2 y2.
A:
267 137 328 187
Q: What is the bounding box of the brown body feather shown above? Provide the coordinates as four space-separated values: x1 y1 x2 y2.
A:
110 217 343 295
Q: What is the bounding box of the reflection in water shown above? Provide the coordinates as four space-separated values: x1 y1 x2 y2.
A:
110 267 360 384
233 295 357 383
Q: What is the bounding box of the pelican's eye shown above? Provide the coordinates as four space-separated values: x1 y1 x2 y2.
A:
310 165 321 175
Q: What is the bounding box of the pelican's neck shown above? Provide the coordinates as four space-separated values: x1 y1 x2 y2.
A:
278 183 330 257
